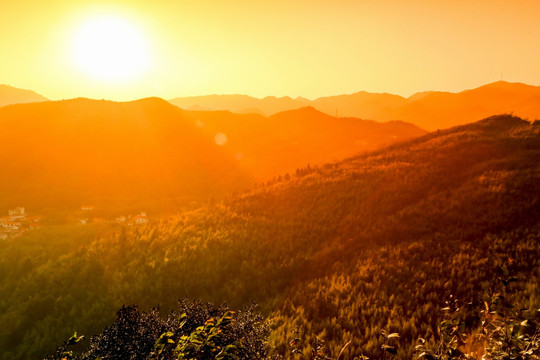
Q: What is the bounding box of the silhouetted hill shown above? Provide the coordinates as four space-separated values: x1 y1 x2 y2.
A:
0 97 426 213
184 106 426 179
169 94 308 116
0 84 48 107
310 91 407 119
406 90 440 101
170 81 540 130
0 98 250 214
388 81 540 130
1 115 538 359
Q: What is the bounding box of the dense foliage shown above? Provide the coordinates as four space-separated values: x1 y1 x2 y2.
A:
0 115 538 359
48 300 271 360
48 280 538 360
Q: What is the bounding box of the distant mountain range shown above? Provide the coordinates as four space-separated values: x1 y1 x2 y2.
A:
4 81 539 132
0 98 250 214
170 81 540 130
182 106 425 179
169 94 310 116
0 98 424 213
0 84 48 107
3 80 538 212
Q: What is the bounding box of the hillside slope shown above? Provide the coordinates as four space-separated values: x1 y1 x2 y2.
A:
388 81 540 130
186 106 426 179
0 99 425 214
0 98 250 214
0 84 48 107
313 81 540 130
0 115 538 359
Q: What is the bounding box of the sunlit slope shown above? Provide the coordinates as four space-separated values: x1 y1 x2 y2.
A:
185 106 426 179
0 84 48 107
1 115 538 359
0 98 250 213
389 81 540 130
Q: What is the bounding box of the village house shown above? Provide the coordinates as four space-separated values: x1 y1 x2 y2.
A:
8 207 25 218
0 206 42 240
2 221 22 230
1 207 26 231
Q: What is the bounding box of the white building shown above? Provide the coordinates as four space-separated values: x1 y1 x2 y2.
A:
8 207 26 220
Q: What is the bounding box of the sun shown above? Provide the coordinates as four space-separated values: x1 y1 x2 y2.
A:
71 15 151 82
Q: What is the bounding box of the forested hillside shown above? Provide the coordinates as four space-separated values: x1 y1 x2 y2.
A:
0 115 539 359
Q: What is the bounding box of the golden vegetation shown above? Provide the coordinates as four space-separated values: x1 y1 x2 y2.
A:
0 115 538 359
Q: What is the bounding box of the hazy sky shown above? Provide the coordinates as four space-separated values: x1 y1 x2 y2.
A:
2 0 540 100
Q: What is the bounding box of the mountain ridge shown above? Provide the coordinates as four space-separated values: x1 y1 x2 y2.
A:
169 81 540 130
0 97 250 214
185 105 426 179
0 84 48 107
0 98 425 213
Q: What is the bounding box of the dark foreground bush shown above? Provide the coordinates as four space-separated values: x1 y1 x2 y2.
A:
48 299 273 360
48 282 539 360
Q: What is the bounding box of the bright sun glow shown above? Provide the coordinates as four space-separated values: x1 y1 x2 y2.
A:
71 15 151 82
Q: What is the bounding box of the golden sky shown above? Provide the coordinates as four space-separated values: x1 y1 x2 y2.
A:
2 0 540 101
